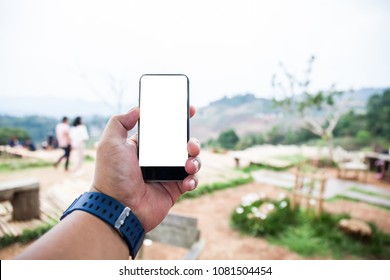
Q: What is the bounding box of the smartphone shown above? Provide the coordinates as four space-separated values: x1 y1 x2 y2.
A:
138 74 189 181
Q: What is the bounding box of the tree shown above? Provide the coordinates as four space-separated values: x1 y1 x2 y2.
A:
0 127 30 145
333 110 367 137
367 89 390 138
272 56 344 162
217 129 240 150
76 62 128 114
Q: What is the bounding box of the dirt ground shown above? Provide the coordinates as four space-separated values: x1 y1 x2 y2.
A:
1 150 390 260
141 181 390 260
2 179 390 260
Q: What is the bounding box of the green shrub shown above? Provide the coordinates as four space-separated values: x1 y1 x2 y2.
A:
231 197 390 259
179 176 253 201
0 222 55 248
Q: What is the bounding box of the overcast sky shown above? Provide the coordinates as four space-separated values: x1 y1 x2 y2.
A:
0 0 389 108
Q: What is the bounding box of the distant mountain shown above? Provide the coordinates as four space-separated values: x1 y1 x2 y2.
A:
190 88 386 142
1 88 386 143
191 93 282 142
0 96 135 118
340 88 385 113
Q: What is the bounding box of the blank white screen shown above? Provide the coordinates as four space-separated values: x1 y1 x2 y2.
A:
139 75 188 166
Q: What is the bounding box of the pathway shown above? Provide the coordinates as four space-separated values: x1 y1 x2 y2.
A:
252 170 390 207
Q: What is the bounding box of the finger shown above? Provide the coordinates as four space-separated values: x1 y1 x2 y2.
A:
117 107 140 131
187 138 200 157
181 175 198 192
189 105 196 118
104 107 139 140
185 157 201 175
129 133 138 145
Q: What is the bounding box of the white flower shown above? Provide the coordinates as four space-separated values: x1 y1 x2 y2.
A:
259 213 267 220
280 201 288 209
235 207 244 214
241 193 259 205
278 192 286 200
267 203 275 210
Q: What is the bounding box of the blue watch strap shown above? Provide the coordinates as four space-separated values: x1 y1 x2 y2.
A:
60 192 145 259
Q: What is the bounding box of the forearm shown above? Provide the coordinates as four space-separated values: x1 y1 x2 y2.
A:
15 211 129 260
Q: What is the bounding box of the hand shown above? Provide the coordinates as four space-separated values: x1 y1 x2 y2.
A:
91 106 201 232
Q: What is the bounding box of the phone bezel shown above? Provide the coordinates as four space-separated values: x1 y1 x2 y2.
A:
138 74 190 181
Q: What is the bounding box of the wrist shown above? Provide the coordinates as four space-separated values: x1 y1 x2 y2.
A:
89 184 148 230
61 191 145 259
65 210 129 259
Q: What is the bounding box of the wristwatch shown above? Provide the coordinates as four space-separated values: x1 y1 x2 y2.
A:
60 192 145 259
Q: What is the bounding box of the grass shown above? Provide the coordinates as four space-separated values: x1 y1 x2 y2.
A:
240 154 308 174
240 163 289 173
0 158 53 172
0 222 56 249
274 154 307 166
350 186 390 200
179 176 253 201
231 198 390 259
328 195 390 211
85 154 95 162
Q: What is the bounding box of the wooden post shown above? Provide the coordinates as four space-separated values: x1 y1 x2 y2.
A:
12 188 40 220
292 170 327 217
0 179 40 221
234 157 240 168
291 172 300 210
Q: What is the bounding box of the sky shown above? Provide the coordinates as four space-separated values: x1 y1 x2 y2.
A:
0 0 389 109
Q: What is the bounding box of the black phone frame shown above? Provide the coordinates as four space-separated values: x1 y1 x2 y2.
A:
138 74 190 181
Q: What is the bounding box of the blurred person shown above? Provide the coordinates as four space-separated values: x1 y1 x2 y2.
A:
70 116 89 176
15 106 201 259
375 149 389 180
54 117 71 171
8 136 21 147
24 138 36 151
47 133 56 150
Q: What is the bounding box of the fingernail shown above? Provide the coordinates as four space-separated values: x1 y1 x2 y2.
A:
188 179 196 190
193 159 199 170
191 138 200 145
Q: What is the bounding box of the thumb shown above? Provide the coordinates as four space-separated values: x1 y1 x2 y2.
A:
115 107 140 131
103 107 140 140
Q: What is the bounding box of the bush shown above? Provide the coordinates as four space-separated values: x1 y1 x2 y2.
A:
231 197 390 259
231 198 297 236
0 222 55 248
217 129 240 150
356 130 371 145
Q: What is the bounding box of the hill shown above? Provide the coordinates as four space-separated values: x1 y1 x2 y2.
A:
190 88 386 142
191 93 282 141
0 88 386 144
0 96 135 118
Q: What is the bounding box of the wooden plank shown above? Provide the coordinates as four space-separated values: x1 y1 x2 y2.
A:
0 179 39 202
0 194 61 240
0 218 19 236
0 179 39 192
0 219 11 238
39 197 64 223
0 201 12 216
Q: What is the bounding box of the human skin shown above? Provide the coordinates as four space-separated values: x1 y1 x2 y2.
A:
16 106 201 259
